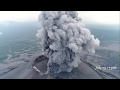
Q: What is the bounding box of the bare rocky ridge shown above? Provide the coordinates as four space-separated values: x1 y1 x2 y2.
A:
0 55 103 79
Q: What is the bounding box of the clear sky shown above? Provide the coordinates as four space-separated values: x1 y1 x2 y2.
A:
0 11 119 24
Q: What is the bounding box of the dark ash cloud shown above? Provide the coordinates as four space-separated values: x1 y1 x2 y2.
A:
36 11 100 74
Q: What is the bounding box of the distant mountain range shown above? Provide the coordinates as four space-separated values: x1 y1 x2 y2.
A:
0 20 119 41
83 19 119 26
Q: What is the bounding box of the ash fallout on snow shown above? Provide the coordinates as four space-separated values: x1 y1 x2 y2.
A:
36 11 100 74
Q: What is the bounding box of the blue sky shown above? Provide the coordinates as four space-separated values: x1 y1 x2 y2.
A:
0 11 119 24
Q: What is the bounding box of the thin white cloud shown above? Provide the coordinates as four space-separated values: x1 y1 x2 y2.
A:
78 11 119 24
0 11 40 22
0 32 3 35
0 11 119 24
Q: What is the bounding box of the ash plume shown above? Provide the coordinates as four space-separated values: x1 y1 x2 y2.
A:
36 11 100 74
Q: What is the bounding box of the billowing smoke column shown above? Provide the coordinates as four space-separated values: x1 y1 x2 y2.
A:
36 11 100 74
